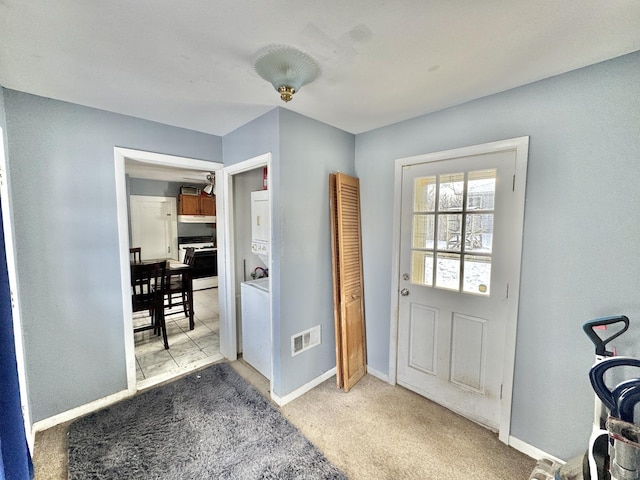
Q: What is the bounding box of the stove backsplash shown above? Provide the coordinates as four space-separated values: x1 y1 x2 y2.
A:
177 222 215 240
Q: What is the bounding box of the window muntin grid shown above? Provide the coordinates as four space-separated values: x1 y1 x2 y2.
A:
411 169 496 296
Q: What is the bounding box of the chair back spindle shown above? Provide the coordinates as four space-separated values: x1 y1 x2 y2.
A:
130 247 142 263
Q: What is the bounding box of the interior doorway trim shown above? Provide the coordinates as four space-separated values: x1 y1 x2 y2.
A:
388 136 529 443
217 153 272 370
113 147 223 392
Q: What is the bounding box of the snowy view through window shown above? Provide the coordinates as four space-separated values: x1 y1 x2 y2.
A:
411 170 496 296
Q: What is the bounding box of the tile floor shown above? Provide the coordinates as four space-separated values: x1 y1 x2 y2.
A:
133 287 220 382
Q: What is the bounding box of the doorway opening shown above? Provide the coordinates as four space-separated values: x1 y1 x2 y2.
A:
217 153 273 390
114 147 224 392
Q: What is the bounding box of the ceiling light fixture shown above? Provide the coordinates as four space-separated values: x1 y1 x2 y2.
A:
254 45 320 103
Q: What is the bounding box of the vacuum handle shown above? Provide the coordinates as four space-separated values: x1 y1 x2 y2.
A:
583 315 629 357
589 356 640 417
617 383 640 423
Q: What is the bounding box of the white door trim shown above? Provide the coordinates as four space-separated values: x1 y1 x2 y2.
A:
0 126 34 449
113 147 223 392
388 136 529 443
217 153 272 381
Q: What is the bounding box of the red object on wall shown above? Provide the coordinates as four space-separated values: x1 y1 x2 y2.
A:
263 166 268 190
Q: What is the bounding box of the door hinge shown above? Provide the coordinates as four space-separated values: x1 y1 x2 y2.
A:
500 384 503 399
512 174 516 192
506 283 509 299
168 246 171 254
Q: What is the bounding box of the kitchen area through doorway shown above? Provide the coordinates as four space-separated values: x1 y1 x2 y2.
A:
126 158 223 386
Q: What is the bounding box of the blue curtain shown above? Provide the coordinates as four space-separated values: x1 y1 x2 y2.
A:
0 198 33 479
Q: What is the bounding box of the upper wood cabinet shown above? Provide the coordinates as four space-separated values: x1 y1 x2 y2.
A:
200 196 216 216
178 194 216 216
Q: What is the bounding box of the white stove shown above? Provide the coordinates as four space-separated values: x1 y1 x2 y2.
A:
178 236 217 290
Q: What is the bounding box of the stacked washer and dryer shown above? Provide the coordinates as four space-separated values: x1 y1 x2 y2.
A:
241 190 271 380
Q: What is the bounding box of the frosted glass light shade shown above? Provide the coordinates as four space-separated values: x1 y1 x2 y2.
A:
254 45 320 102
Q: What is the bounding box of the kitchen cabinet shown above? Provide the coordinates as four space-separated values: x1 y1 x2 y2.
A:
250 190 269 259
178 194 216 216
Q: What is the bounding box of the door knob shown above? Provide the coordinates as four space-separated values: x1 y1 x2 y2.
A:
400 288 410 297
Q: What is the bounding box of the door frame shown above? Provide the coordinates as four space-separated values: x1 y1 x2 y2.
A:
388 136 529 443
114 147 223 392
217 153 272 369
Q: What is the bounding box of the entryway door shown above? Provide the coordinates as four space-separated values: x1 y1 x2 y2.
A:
396 140 527 432
130 196 178 260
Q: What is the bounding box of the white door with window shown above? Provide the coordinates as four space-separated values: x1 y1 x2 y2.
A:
396 140 527 431
130 195 178 260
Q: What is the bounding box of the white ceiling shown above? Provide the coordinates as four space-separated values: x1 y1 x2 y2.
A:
1 0 639 139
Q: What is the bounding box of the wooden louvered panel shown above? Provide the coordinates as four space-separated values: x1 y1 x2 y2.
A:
329 174 343 388
330 172 367 393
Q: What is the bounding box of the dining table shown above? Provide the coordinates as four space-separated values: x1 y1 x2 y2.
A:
130 258 195 330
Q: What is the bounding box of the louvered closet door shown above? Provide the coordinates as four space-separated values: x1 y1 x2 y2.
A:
330 172 367 392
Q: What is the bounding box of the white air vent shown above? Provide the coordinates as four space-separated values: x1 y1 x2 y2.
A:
291 325 321 356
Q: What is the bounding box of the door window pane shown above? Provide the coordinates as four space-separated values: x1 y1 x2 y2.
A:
467 170 496 210
413 214 435 249
438 173 464 211
463 255 492 296
410 168 497 296
412 251 433 286
465 214 493 253
438 214 462 251
435 253 460 290
414 176 436 212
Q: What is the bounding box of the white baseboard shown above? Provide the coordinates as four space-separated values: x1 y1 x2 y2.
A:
508 435 565 464
366 365 389 382
32 355 225 433
193 276 218 290
32 387 135 433
271 367 337 406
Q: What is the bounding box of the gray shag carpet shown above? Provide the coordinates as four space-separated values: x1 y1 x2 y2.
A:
67 363 347 479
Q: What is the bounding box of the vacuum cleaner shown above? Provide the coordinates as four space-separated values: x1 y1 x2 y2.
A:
529 315 631 480
590 356 640 480
580 316 631 480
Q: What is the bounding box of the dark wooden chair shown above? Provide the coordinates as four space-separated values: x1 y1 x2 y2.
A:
131 260 169 349
130 247 142 263
165 248 196 328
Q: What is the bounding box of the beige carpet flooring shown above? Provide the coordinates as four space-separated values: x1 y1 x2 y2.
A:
33 361 536 479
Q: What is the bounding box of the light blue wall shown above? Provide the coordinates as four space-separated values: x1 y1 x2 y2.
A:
0 88 6 152
129 178 182 197
3 90 222 422
222 108 283 389
222 108 355 397
222 108 279 167
355 51 640 460
278 108 355 395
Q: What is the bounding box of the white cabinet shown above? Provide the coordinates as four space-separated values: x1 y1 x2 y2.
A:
250 190 270 260
241 278 271 379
